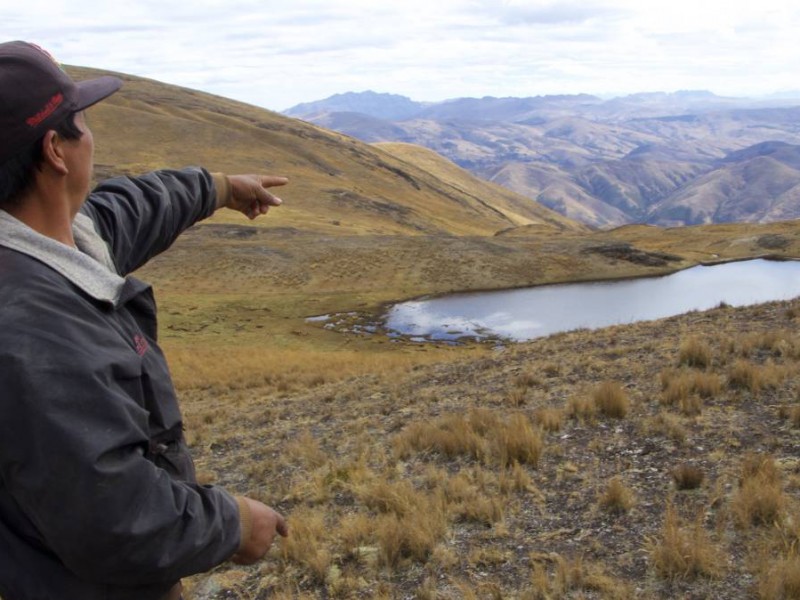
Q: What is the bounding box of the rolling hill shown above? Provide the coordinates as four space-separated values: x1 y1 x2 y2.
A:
70 66 580 238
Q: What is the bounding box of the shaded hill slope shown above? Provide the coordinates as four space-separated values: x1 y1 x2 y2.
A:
647 142 800 225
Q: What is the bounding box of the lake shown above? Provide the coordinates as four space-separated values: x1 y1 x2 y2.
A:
382 258 800 342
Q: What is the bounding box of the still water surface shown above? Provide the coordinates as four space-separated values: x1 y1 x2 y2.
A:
384 259 800 342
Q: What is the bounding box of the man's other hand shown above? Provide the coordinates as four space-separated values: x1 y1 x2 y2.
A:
231 497 288 565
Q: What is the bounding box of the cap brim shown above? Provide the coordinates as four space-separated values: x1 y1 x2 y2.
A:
75 76 123 111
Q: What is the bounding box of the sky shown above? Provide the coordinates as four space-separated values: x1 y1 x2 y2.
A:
5 0 800 112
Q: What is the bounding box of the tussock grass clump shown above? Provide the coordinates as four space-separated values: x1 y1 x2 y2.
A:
642 412 687 445
757 553 800 600
515 371 540 388
692 371 723 397
393 414 487 462
354 481 448 568
496 413 544 468
599 477 635 514
281 508 332 583
499 461 533 494
648 505 723 580
661 369 722 407
672 464 705 490
724 359 788 394
524 555 626 600
394 410 543 468
728 359 763 392
791 405 800 427
778 404 800 428
454 495 505 526
357 479 423 518
287 430 329 469
679 393 703 417
661 372 691 407
533 407 564 432
733 453 785 528
336 512 373 562
375 512 443 567
593 381 630 419
678 337 712 369
506 386 528 407
741 329 800 360
566 395 597 423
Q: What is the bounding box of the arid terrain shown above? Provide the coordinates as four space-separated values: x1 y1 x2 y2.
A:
286 91 800 229
63 66 800 598
178 296 800 600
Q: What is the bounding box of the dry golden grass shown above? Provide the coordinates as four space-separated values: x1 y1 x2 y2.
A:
566 394 597 423
679 336 713 368
163 342 458 392
506 386 528 408
524 554 630 600
757 554 800 600
781 404 800 428
728 359 764 392
497 413 544 468
393 413 487 462
515 371 541 388
732 454 786 528
648 505 724 580
533 407 565 432
374 511 444 568
672 464 705 490
280 508 332 583
593 380 630 419
661 369 722 406
599 477 636 514
642 411 688 445
175 297 800 599
393 410 543 468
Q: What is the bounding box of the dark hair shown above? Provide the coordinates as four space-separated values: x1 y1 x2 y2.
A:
0 112 83 208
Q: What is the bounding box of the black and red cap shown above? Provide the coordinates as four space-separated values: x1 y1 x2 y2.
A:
0 41 122 164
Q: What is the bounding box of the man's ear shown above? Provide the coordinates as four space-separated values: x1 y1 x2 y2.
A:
41 130 68 175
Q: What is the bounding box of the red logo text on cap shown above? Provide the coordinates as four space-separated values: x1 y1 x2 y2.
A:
26 93 64 127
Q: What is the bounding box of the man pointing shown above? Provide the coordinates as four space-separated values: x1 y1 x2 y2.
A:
0 40 288 600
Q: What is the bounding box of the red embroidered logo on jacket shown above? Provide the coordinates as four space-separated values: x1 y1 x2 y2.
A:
134 334 149 356
26 93 64 127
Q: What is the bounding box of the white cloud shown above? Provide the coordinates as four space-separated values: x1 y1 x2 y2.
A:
4 0 800 110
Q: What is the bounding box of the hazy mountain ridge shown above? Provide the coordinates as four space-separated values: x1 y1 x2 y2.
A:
65 66 581 238
284 91 800 227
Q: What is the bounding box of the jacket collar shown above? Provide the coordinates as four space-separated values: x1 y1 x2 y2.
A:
0 209 125 305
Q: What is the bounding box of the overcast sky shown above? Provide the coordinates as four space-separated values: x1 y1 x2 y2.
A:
5 0 800 112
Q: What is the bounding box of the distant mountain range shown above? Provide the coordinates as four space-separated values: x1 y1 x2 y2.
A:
284 91 800 227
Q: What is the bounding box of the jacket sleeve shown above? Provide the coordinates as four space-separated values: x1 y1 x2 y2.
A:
80 167 220 276
0 293 242 585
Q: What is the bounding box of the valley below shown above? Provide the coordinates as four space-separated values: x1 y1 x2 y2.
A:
143 218 800 600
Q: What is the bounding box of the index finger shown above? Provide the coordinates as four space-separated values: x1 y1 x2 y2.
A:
276 513 289 537
259 176 289 188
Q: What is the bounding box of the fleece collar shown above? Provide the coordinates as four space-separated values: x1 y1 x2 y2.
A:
0 210 125 305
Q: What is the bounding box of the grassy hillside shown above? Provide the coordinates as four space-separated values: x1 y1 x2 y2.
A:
62 66 800 598
70 66 577 238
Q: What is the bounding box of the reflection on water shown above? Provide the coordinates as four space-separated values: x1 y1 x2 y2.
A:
384 259 800 342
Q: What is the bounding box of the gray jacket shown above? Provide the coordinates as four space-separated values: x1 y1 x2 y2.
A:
0 168 241 600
